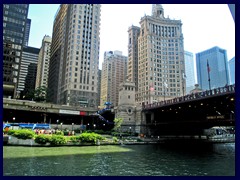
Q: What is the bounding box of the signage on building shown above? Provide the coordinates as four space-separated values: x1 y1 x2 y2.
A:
59 109 80 115
206 115 224 120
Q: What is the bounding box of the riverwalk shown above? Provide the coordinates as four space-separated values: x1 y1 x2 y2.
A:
3 134 235 147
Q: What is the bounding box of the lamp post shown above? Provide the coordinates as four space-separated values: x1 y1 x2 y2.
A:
60 123 63 131
56 120 59 129
12 117 15 122
129 127 132 136
93 124 96 131
72 123 74 131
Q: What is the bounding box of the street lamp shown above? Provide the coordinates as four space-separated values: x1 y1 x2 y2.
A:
60 123 63 131
72 123 74 131
56 120 59 129
13 117 15 122
129 127 132 136
93 124 96 131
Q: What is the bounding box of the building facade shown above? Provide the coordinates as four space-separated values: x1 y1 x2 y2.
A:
116 81 138 132
48 4 101 107
184 51 196 95
133 4 185 104
228 4 235 22
100 51 128 107
35 35 52 91
23 18 31 47
127 25 140 90
3 4 29 98
228 57 235 85
17 47 40 99
97 69 102 107
196 46 230 90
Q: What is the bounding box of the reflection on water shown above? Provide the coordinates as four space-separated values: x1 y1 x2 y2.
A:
3 143 235 176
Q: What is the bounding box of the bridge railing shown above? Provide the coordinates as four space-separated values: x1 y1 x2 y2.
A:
143 84 235 110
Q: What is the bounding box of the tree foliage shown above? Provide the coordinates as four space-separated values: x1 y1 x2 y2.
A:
113 118 123 132
24 86 47 102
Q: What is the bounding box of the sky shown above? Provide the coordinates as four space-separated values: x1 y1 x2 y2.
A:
28 4 235 70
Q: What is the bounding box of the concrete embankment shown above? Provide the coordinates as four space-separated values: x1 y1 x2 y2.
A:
3 135 235 147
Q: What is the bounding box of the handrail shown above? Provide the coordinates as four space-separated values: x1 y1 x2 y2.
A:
143 84 235 110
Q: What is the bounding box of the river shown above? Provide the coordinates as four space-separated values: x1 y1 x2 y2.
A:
3 143 235 176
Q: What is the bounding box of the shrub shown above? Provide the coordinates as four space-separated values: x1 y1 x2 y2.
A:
35 134 51 144
55 130 64 136
137 138 143 142
69 136 80 143
79 132 105 144
112 137 118 143
63 130 70 136
7 129 17 136
11 129 35 139
50 135 67 146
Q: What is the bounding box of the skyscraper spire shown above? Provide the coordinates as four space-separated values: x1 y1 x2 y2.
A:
152 4 165 18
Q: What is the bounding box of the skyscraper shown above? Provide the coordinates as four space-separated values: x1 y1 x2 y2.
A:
196 46 230 90
48 4 101 107
35 35 52 91
228 4 235 22
184 51 196 94
127 25 140 90
100 51 128 107
23 18 31 47
130 4 185 104
97 69 102 107
18 46 40 99
228 57 235 85
3 4 29 98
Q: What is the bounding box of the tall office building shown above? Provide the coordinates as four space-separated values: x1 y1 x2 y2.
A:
3 4 29 98
48 4 101 107
228 57 235 85
97 69 102 107
196 46 230 90
131 4 185 104
228 4 235 22
184 51 196 94
17 46 40 98
100 51 128 107
127 25 140 90
23 18 31 47
35 35 52 92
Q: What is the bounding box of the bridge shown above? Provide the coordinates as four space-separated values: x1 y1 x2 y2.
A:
3 85 235 137
3 98 98 126
141 85 235 136
3 98 115 131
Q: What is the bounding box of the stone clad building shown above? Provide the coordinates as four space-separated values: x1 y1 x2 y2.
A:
48 4 101 107
115 81 142 134
127 4 185 105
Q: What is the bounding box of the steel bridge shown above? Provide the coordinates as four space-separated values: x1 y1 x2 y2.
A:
141 85 235 136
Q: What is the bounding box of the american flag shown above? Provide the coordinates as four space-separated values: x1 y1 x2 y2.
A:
150 85 154 91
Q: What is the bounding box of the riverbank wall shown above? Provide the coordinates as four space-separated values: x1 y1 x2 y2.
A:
3 135 235 147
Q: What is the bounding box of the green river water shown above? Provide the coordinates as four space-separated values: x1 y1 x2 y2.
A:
3 143 235 176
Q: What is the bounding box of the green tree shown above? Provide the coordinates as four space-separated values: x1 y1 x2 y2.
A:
34 86 47 102
113 117 123 132
23 86 47 102
24 89 35 100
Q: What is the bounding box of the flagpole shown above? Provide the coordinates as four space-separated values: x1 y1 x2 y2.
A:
207 59 211 90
